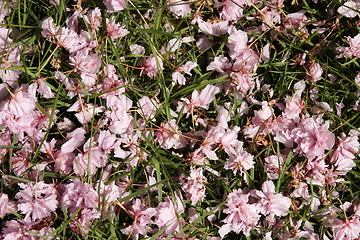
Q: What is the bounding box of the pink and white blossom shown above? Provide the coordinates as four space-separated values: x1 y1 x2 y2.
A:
291 116 335 160
338 1 360 18
167 0 191 17
84 7 102 31
219 189 260 237
330 131 359 171
121 199 157 240
154 194 185 236
217 0 249 22
140 54 164 78
61 179 98 214
251 180 292 217
181 167 207 205
0 193 16 218
224 142 254 176
103 0 127 13
155 119 187 149
15 182 58 222
106 18 129 40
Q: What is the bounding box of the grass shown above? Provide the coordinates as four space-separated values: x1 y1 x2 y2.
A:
1 0 360 239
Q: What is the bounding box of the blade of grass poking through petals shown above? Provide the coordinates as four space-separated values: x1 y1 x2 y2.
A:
151 156 163 202
0 145 22 149
172 74 228 98
116 180 165 203
54 207 82 238
30 80 63 164
0 173 34 184
276 147 293 192
148 224 168 240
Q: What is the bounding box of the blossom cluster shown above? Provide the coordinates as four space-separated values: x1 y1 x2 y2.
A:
0 0 360 239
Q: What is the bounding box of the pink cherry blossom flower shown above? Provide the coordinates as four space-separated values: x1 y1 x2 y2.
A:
224 142 254 176
97 181 125 218
106 18 129 40
70 208 101 234
130 44 145 55
172 61 198 85
102 63 126 96
216 105 230 128
0 39 22 85
257 6 282 31
329 202 360 240
216 0 248 22
265 154 286 180
30 78 54 99
0 1 10 24
2 219 56 240
332 218 360 240
57 28 91 53
54 150 75 174
251 180 292 217
67 100 105 125
40 138 57 159
106 95 134 134
307 61 323 82
41 17 60 41
73 146 108 176
154 194 185 236
103 0 127 13
195 125 225 161
61 179 98 214
177 84 220 115
181 167 207 205
2 85 37 117
115 132 148 168
167 0 191 17
338 1 360 18
196 35 212 52
330 131 359 171
48 0 59 6
11 149 30 176
193 16 229 35
219 189 260 238
0 129 11 163
166 38 182 53
97 130 119 153
139 54 164 78
15 181 58 222
227 27 249 58
68 49 101 87
283 95 305 120
290 182 321 211
2 220 34 240
137 96 159 119
336 102 345 116
255 102 274 126
219 126 240 151
0 193 16 218
66 10 81 31
291 116 335 160
83 7 102 31
61 127 86 153
282 10 310 37
206 55 232 75
337 33 360 58
229 72 256 96
155 119 187 149
121 199 157 240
